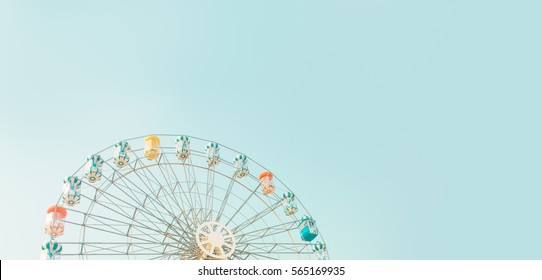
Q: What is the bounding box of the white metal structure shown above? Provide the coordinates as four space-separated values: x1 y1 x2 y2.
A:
45 134 329 260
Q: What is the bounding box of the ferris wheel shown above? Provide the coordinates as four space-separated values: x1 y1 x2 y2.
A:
41 134 329 260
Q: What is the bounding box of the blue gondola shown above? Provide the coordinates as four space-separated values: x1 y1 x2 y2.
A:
299 215 318 242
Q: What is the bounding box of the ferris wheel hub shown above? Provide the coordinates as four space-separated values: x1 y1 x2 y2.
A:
195 221 236 259
208 231 225 246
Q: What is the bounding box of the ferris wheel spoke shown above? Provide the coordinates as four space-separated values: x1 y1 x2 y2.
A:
224 182 262 227
181 162 202 224
137 177 194 233
78 193 165 240
92 184 134 219
103 161 147 204
161 219 194 248
78 195 193 247
103 178 159 218
140 196 195 240
205 166 217 222
230 254 244 260
164 248 191 256
205 168 212 221
62 242 181 245
159 183 199 235
214 174 236 223
131 223 185 245
237 228 297 245
236 243 270 254
154 156 188 213
234 242 313 259
236 242 310 256
126 164 196 234
186 162 277 232
235 251 278 260
112 189 188 241
240 250 312 256
135 160 179 215
134 202 193 244
177 178 200 225
81 180 134 219
93 200 134 211
185 156 206 222
80 183 178 239
231 200 282 234
98 166 179 224
83 215 130 236
83 244 131 255
189 184 280 249
131 243 174 255
86 242 174 256
172 181 261 232
112 170 187 224
61 253 184 256
193 178 276 238
65 220 160 245
160 155 198 216
234 220 298 244
69 206 171 245
162 243 188 256
171 181 199 223
175 208 199 232
149 255 166 260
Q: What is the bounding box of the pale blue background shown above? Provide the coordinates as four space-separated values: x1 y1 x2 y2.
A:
1 1 541 259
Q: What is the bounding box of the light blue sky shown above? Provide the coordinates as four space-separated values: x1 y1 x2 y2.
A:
1 0 541 259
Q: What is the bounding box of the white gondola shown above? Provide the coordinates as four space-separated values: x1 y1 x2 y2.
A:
205 142 220 166
85 154 104 183
175 135 190 161
312 241 327 260
233 154 249 178
281 191 298 216
62 176 81 206
41 239 62 260
114 141 131 168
